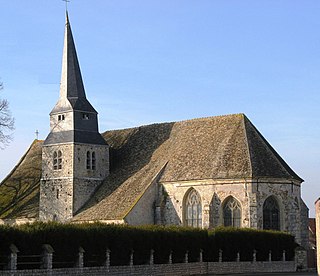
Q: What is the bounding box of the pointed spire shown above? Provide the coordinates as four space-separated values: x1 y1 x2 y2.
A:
59 12 86 99
66 10 69 24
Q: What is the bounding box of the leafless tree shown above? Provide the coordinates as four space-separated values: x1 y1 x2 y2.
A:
0 82 15 147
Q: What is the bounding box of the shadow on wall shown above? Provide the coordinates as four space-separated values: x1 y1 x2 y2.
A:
210 193 221 228
161 186 182 226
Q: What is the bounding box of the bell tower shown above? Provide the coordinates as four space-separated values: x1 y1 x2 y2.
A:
39 13 109 222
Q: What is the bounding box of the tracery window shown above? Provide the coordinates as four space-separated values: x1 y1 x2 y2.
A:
53 150 62 170
86 151 96 170
263 196 280 230
223 197 241 227
185 189 202 228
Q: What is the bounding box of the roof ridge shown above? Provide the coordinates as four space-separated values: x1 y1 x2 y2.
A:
242 115 253 179
103 113 246 133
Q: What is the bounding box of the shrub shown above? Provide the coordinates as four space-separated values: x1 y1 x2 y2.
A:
0 222 297 268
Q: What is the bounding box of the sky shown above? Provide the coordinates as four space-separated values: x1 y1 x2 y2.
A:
0 1 319 216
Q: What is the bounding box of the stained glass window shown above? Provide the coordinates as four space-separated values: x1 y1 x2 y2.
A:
185 189 202 228
223 197 241 227
263 196 280 230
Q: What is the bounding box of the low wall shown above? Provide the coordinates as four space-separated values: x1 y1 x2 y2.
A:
0 219 36 226
0 260 295 276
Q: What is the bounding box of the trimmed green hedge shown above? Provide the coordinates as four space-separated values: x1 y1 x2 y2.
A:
0 222 296 267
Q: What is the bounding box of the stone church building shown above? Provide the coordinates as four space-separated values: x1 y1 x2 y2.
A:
0 13 309 249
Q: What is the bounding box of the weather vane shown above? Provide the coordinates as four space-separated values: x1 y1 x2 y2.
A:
62 0 70 12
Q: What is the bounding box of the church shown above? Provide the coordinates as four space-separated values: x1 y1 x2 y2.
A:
0 13 309 249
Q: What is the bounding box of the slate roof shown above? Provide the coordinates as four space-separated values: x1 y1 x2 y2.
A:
0 113 303 220
43 130 106 145
50 12 97 115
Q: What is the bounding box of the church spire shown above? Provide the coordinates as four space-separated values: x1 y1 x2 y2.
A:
59 11 86 99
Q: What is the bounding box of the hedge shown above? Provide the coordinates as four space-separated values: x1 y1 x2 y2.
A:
0 222 297 267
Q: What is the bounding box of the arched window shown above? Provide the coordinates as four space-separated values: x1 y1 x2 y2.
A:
223 197 241 227
263 196 280 230
185 189 202 228
53 150 62 170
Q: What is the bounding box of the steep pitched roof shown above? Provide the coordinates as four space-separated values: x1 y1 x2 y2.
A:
0 140 42 219
74 113 302 221
0 114 303 220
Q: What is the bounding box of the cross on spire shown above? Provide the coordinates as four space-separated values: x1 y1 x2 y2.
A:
62 0 70 12
35 130 39 140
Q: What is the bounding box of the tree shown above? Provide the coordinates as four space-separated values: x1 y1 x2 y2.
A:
0 82 15 147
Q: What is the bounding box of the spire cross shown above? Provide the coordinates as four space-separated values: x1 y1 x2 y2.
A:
35 130 39 140
62 0 70 12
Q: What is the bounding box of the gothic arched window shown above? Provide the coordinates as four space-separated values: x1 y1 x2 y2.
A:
223 197 241 227
185 189 202 228
263 196 280 230
53 150 62 170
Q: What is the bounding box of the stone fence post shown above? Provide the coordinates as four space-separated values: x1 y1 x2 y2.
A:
105 248 111 271
130 249 134 267
8 244 19 271
282 250 286 262
168 250 173 264
268 250 272 262
149 249 154 265
76 247 85 268
218 249 222 262
295 246 307 271
253 250 257 263
184 251 189 263
41 244 54 270
236 252 240 262
199 249 203 263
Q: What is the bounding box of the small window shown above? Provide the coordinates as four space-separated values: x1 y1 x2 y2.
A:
58 114 65 121
82 113 89 120
53 150 62 170
92 152 96 170
86 151 96 170
86 151 91 170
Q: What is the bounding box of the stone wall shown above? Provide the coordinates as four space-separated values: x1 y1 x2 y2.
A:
0 218 36 226
124 180 157 225
300 199 309 249
161 178 303 243
0 261 295 276
40 143 109 222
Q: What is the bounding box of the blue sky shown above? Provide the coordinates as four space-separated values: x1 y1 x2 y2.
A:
0 1 319 216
